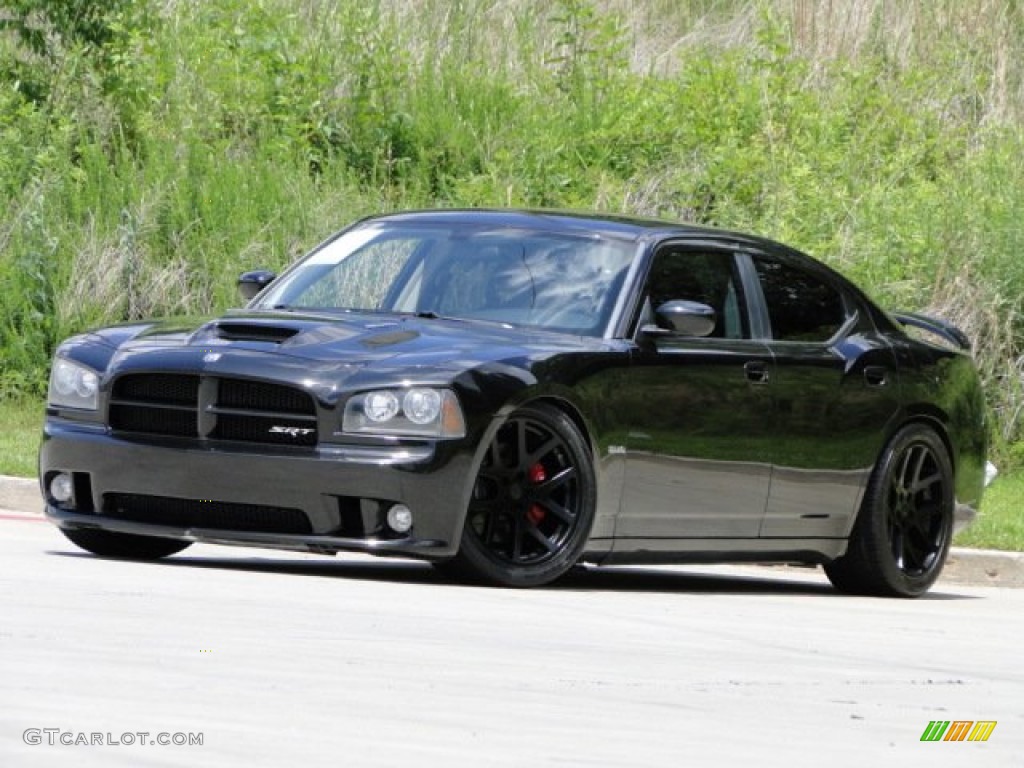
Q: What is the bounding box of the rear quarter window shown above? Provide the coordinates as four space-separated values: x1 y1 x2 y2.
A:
754 258 846 342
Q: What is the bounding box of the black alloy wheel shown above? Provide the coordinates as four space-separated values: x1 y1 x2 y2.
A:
825 423 954 597
887 441 949 576
443 403 595 587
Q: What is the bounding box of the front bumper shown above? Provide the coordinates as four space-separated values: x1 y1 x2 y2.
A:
40 417 476 559
46 505 449 557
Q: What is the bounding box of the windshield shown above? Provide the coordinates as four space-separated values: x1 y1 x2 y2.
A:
255 222 636 336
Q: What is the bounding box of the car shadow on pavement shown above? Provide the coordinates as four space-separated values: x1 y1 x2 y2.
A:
555 565 980 600
48 549 980 599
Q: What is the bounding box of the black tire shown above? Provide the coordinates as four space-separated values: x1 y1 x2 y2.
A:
825 423 954 597
60 528 192 560
442 403 596 587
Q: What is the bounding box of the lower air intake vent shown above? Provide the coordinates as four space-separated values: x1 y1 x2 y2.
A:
103 493 313 535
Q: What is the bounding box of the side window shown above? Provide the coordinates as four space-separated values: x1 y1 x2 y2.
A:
645 250 748 339
753 258 846 342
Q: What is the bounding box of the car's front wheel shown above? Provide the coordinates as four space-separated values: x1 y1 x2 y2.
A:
60 528 192 560
441 403 596 587
825 423 954 597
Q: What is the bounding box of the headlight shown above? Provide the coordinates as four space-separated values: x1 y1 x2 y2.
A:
364 391 400 422
343 388 466 438
402 388 442 424
48 357 100 411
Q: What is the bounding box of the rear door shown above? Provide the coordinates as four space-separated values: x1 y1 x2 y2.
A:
744 250 900 538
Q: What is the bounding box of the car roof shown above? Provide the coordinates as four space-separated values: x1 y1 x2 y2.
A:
358 208 775 247
351 208 901 331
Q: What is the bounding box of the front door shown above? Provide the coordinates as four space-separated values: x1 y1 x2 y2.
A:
616 245 774 540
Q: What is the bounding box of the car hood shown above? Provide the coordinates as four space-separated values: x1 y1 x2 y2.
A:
72 310 613 394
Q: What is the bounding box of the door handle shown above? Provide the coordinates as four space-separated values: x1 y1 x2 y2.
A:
744 361 770 384
863 366 889 387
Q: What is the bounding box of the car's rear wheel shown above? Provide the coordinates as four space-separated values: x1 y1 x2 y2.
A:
441 403 595 587
824 423 953 597
60 528 192 560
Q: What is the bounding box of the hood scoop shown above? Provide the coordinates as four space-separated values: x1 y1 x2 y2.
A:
212 322 301 344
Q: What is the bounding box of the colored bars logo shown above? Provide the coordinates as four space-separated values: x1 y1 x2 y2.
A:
921 721 997 742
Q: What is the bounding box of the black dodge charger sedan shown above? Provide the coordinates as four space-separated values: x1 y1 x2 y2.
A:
40 209 988 596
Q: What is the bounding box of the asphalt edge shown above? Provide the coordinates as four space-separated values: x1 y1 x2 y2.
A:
2 474 1020 587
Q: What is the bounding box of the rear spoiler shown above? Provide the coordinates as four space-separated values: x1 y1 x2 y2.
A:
892 311 971 352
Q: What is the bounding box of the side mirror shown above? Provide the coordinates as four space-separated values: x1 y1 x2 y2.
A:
238 270 277 301
646 300 716 337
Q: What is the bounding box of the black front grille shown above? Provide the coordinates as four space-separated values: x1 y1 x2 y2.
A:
110 374 200 437
218 379 313 414
109 404 198 437
113 373 199 405
211 415 317 446
108 373 317 446
103 493 313 535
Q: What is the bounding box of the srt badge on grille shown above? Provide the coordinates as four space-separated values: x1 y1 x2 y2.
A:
269 426 315 437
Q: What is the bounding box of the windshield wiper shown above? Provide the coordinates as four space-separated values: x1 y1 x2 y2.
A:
402 311 515 330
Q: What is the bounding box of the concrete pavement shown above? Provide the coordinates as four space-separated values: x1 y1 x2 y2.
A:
0 475 37 515
2 517 1022 767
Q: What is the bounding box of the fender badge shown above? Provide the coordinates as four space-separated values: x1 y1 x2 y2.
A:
203 352 222 363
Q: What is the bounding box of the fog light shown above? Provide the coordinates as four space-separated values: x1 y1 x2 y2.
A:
386 504 413 534
50 473 74 504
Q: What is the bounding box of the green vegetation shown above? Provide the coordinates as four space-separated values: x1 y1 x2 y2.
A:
0 399 42 478
955 471 1024 551
1 1 1022 541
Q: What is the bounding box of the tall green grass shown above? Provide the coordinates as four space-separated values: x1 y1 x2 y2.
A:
0 399 42 479
955 470 1024 552
2 0 1024 462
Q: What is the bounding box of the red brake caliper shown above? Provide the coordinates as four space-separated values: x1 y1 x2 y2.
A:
527 462 546 525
